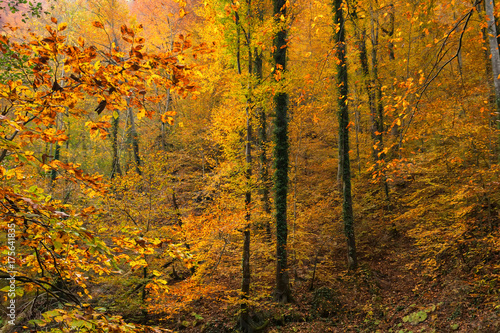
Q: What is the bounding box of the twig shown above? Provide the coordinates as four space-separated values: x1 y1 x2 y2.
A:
399 0 482 147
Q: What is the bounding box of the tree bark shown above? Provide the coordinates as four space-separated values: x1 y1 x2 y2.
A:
50 142 60 183
160 88 172 150
255 9 272 237
486 0 500 109
127 103 142 175
334 0 357 271
241 1 252 329
110 112 122 179
273 0 292 303
486 0 500 161
369 6 389 200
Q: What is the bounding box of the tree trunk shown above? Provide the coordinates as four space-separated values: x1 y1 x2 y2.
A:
486 0 500 161
160 88 172 150
273 0 292 303
127 104 142 175
50 142 60 183
369 6 389 200
334 0 357 271
370 8 383 162
386 4 395 61
240 2 253 328
479 1 498 162
255 20 272 237
110 112 122 179
486 0 500 104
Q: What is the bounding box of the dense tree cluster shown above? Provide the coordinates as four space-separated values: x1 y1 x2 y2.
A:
1 0 500 332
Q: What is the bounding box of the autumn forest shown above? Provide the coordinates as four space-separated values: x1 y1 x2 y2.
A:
0 0 500 332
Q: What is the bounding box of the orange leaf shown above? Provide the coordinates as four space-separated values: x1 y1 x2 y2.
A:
92 21 104 29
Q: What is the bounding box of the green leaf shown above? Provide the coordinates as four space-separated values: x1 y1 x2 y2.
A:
15 288 24 296
53 240 62 250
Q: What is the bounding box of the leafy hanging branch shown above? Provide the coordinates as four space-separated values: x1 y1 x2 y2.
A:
399 0 482 147
0 16 194 332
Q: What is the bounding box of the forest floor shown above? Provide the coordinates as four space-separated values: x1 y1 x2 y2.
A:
185 230 500 333
175 170 500 333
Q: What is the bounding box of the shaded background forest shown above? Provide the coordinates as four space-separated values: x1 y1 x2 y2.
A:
0 0 500 332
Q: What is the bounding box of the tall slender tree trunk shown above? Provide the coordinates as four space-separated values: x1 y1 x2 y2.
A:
486 0 500 108
334 0 357 271
127 104 142 175
273 0 292 303
240 1 253 329
479 1 498 162
254 7 272 237
351 5 367 176
357 28 377 160
369 6 389 200
370 8 383 162
160 88 172 150
111 113 122 179
241 99 252 332
386 4 395 62
50 143 60 183
486 0 500 161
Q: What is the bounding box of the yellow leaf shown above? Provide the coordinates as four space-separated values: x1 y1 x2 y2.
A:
161 114 175 125
155 278 168 285
137 109 146 120
58 23 67 31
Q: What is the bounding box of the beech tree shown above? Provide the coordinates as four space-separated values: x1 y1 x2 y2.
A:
486 0 500 114
0 15 192 332
273 0 292 303
334 0 357 270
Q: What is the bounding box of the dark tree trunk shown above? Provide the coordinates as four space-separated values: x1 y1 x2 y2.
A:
160 88 172 150
334 0 357 271
110 113 122 179
241 10 253 332
50 143 60 183
369 7 389 200
127 105 142 175
255 28 272 237
238 2 255 330
273 0 292 303
387 4 395 61
369 11 383 162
